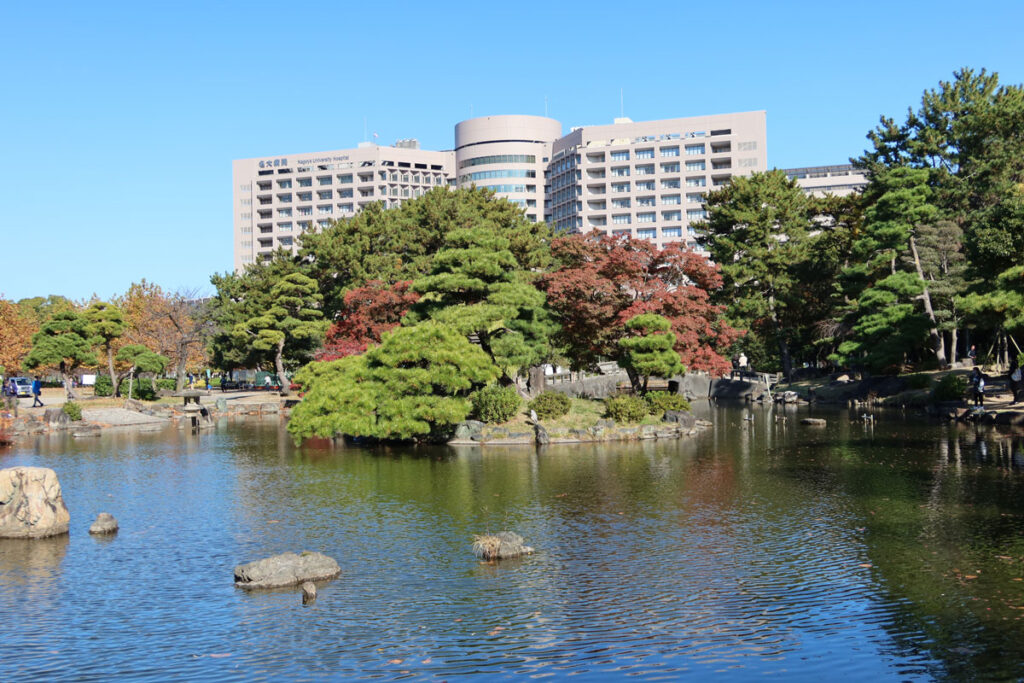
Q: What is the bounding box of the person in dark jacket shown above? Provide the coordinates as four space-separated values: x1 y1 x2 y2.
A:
32 376 43 407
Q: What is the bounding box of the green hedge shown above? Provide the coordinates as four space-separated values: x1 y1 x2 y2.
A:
472 384 522 423
62 401 83 421
645 392 691 416
933 374 967 402
93 375 114 397
528 391 571 420
604 394 648 423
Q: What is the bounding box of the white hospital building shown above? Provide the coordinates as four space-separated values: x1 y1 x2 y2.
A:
233 110 769 270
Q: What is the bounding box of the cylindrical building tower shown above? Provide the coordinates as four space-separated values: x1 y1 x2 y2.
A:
454 115 562 223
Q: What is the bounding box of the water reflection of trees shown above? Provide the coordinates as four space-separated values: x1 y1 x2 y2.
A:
824 422 1024 680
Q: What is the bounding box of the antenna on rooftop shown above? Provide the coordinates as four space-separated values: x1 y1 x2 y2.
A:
620 88 624 118
363 116 367 142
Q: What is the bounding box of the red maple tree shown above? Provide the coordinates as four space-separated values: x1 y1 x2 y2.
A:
317 281 420 361
540 234 741 376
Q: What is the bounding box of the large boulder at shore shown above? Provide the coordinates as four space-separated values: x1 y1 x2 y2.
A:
454 420 484 441
43 408 69 426
234 551 341 589
663 410 695 429
0 467 71 538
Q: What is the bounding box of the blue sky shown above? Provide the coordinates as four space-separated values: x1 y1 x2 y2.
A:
2 0 1022 302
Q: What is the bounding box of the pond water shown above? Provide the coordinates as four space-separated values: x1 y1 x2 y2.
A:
2 404 1024 681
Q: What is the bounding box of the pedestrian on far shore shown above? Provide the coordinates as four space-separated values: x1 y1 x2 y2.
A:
32 376 43 407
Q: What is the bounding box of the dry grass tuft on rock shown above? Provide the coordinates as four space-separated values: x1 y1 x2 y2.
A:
472 531 534 560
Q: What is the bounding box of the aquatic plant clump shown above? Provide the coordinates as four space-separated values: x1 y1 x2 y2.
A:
472 531 534 560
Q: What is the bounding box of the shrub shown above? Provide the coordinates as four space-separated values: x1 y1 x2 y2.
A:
604 394 649 423
93 374 114 397
472 384 521 423
903 373 933 390
645 391 691 416
62 401 83 421
933 374 968 402
156 378 177 390
121 378 158 401
528 391 571 420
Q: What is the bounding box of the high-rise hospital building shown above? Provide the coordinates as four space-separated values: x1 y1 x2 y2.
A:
233 111 767 270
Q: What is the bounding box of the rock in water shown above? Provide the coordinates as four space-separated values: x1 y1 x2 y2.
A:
89 512 119 535
0 467 71 538
800 418 827 426
534 424 550 446
472 531 534 560
301 581 317 604
234 551 341 589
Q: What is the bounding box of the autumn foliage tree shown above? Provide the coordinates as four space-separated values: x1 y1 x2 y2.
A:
317 280 419 361
540 234 740 377
0 297 38 378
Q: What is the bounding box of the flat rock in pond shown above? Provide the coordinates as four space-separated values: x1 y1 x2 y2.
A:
234 551 341 589
89 512 119 535
800 418 827 426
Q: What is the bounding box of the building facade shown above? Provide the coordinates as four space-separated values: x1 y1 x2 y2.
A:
453 115 561 224
547 111 766 250
233 110 768 268
784 163 868 197
232 142 454 270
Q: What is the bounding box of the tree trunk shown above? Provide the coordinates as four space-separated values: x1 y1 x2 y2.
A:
175 341 188 392
62 371 78 400
768 293 793 380
950 328 958 364
127 368 135 401
909 236 947 367
106 346 120 397
275 339 289 396
625 367 642 394
526 365 546 399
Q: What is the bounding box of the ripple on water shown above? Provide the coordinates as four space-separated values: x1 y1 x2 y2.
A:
1 413 1015 680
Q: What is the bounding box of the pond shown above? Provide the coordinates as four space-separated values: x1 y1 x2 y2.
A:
2 404 1024 680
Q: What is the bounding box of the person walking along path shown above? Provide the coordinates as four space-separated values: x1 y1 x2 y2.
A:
31 376 43 407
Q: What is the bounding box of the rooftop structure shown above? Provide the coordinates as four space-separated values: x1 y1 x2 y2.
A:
784 164 868 197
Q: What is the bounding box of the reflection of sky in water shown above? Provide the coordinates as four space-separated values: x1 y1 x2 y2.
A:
1 409 1022 680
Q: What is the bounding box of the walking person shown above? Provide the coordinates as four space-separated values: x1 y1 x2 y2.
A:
970 367 985 407
31 376 43 407
1010 357 1023 404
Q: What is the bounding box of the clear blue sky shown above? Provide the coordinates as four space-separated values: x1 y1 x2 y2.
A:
2 0 1022 302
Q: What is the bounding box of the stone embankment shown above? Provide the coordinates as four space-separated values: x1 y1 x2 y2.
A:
450 410 709 447
3 393 289 438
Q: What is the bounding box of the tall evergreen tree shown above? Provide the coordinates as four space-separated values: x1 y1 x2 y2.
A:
407 226 557 385
83 301 126 396
835 167 941 370
232 272 327 395
698 169 813 378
